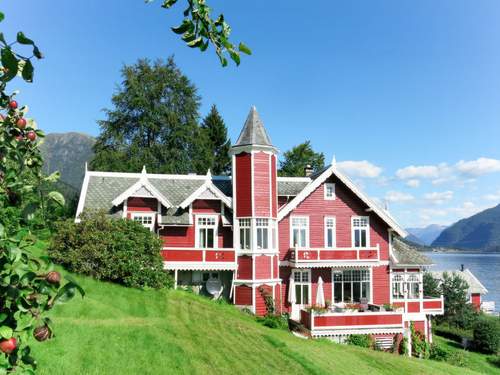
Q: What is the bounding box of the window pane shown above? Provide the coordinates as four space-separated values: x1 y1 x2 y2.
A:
361 230 367 247
300 229 306 247
353 282 361 302
293 229 299 247
334 283 342 303
295 285 302 304
343 283 352 302
302 285 309 304
262 228 268 249
294 272 301 282
207 229 214 248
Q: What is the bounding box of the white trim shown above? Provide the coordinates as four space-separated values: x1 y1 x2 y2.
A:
229 144 278 155
178 180 232 209
130 212 156 231
195 214 218 249
290 216 309 248
277 164 407 237
351 216 370 248
111 176 172 208
324 216 336 248
74 170 91 222
251 153 255 217
324 183 336 200
84 170 231 181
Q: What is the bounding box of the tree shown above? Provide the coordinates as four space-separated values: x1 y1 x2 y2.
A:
423 272 440 298
149 0 252 66
201 105 231 175
439 272 478 329
0 14 83 372
91 57 212 175
278 141 325 177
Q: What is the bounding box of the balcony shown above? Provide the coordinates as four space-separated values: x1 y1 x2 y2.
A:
300 307 404 337
392 296 444 315
288 244 380 267
161 248 236 271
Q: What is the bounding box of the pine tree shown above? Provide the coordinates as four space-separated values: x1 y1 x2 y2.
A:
278 141 325 177
201 105 231 175
91 57 212 174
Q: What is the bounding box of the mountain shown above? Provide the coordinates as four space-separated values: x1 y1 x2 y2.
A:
406 224 447 246
432 204 500 252
39 132 95 191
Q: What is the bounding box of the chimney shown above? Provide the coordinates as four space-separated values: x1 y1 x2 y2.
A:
304 164 314 177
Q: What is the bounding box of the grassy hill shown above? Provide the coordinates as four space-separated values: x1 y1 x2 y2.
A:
29 242 496 375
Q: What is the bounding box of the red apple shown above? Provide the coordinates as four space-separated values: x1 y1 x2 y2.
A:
16 118 26 129
8 100 17 109
0 338 17 354
27 131 37 142
46 271 61 284
15 135 23 142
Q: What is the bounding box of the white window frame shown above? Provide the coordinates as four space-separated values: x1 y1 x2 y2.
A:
292 269 311 305
324 183 336 200
332 269 371 303
391 273 405 300
131 213 155 231
290 216 309 249
324 216 336 248
351 216 370 248
239 218 251 250
195 215 218 249
256 218 270 250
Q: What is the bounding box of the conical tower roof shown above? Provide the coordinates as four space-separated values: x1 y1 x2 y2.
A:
233 106 273 148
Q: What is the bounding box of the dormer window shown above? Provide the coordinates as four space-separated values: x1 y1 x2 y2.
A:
197 215 217 249
132 213 155 231
324 183 335 200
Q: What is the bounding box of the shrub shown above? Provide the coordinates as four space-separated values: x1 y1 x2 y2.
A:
256 314 289 330
473 317 500 354
433 323 473 342
429 343 449 361
448 351 468 367
346 334 373 348
49 211 173 289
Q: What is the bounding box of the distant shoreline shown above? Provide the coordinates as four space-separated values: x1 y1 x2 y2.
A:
422 250 500 254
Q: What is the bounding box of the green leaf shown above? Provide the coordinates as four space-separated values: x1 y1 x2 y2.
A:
21 59 34 82
22 203 38 221
0 223 4 237
0 326 13 339
0 32 6 45
171 20 191 35
1 47 19 81
229 50 240 66
16 32 34 45
44 171 60 183
47 191 65 207
161 0 178 9
33 46 42 59
186 37 203 48
0 12 4 23
238 42 252 55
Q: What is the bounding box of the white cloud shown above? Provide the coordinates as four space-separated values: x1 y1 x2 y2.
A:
396 164 446 180
337 160 382 178
405 179 420 188
456 158 500 177
424 191 454 205
385 190 414 203
483 191 500 201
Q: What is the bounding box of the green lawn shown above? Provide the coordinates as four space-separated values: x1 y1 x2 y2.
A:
27 241 496 374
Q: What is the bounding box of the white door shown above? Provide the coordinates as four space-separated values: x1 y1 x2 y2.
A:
291 269 311 320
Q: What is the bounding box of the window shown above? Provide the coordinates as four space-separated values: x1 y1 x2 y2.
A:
256 218 269 249
352 217 369 248
324 183 335 200
197 216 217 248
332 269 371 303
325 217 336 248
407 274 420 299
291 217 309 248
293 270 310 305
239 219 251 250
392 274 405 300
132 214 155 231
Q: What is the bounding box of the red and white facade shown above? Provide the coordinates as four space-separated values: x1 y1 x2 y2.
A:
77 107 443 346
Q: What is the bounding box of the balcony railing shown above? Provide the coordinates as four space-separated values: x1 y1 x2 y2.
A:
161 248 236 270
392 296 444 315
289 244 380 265
301 308 404 337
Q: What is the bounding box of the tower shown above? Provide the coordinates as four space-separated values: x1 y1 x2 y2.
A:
231 107 281 315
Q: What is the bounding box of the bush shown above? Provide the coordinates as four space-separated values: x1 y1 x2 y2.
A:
49 211 173 289
448 351 468 367
256 314 289 330
433 323 473 343
473 317 500 354
346 334 373 348
429 343 449 361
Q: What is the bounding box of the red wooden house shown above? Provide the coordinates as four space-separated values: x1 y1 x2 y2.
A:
76 107 443 347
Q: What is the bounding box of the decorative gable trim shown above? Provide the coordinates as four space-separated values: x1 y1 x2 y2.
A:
111 167 172 208
277 164 407 237
178 170 232 209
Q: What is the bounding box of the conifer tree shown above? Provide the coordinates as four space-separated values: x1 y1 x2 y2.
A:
279 141 325 177
201 105 231 175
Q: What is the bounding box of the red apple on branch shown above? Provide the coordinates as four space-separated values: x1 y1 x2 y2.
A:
16 118 26 129
27 131 37 142
8 100 18 109
0 338 17 354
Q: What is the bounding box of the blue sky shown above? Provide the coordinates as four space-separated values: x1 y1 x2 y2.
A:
3 0 500 228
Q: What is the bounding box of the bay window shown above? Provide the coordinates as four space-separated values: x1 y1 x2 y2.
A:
239 218 251 250
407 274 420 299
332 269 371 303
324 217 336 248
291 217 309 248
352 216 369 248
392 274 405 299
391 272 422 300
256 218 269 249
197 216 217 248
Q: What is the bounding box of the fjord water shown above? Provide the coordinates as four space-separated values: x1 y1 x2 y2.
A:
426 252 500 313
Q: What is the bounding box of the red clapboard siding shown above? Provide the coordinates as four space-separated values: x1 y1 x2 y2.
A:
471 294 481 310
372 265 390 305
235 285 252 305
161 250 202 262
407 302 420 313
218 226 233 248
235 153 252 217
412 321 425 335
255 255 272 279
255 285 272 316
127 197 157 212
237 256 252 279
314 313 402 327
280 266 292 312
423 300 442 310
205 250 235 262
271 154 277 218
278 176 390 261
160 226 195 247
279 216 291 260
192 199 221 214
273 256 279 278
254 152 271 217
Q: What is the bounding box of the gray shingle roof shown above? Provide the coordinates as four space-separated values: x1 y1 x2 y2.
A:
277 179 310 196
392 236 433 265
233 106 273 147
430 269 488 294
